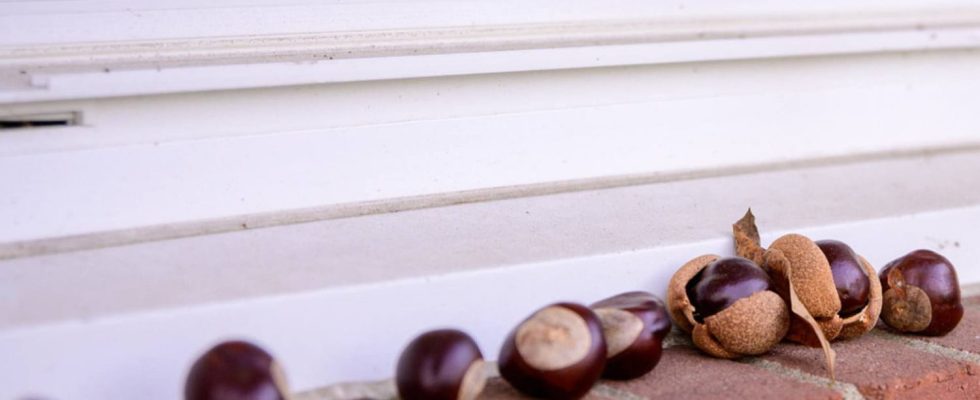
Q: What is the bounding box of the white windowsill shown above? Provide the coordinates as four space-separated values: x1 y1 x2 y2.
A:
3 1 980 399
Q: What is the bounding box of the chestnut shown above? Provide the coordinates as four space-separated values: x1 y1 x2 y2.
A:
185 340 289 400
687 257 773 321
817 240 869 315
815 240 882 340
667 255 789 359
590 291 670 380
879 249 964 336
498 303 606 399
734 210 881 347
395 329 487 400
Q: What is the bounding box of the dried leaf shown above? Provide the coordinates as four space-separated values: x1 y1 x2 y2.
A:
733 208 766 265
765 249 837 381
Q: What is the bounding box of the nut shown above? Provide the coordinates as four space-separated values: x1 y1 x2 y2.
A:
733 210 881 344
768 234 844 342
732 210 840 379
498 303 606 399
591 291 670 380
816 240 883 340
185 340 290 400
879 249 964 336
667 255 789 359
396 329 486 400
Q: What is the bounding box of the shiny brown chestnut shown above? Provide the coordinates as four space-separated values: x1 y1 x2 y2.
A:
814 239 882 340
734 209 881 349
395 329 486 400
498 303 606 399
817 240 870 316
688 257 774 321
185 340 289 400
879 249 964 336
590 291 670 380
667 255 789 359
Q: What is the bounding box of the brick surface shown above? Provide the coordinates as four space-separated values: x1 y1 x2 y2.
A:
602 346 841 400
481 378 614 400
766 332 979 399
921 306 980 354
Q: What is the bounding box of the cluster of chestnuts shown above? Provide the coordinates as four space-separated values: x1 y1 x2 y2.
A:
181 210 964 399
396 291 671 399
667 210 964 377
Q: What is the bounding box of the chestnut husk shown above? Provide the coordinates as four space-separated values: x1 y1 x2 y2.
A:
734 211 882 344
667 254 789 359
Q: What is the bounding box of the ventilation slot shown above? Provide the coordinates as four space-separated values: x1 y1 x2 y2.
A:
0 112 80 130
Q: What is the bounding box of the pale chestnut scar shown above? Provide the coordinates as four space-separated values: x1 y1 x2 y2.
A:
457 359 487 400
594 307 643 357
515 306 591 371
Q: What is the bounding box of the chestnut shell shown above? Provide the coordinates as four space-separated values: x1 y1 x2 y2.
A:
880 249 964 336
498 303 606 399
591 291 669 380
687 257 773 321
396 329 485 400
816 240 871 316
667 254 788 359
185 340 287 400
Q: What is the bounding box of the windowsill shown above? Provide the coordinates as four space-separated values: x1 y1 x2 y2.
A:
3 148 980 397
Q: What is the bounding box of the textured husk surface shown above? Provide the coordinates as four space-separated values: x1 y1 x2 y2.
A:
705 290 789 355
667 254 719 333
769 234 841 319
838 256 883 339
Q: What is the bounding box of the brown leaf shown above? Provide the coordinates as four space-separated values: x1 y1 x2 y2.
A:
765 249 837 380
733 208 766 265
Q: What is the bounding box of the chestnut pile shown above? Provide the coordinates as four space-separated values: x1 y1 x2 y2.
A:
667 210 964 378
181 210 965 400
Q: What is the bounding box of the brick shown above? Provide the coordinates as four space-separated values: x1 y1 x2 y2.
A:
766 332 978 399
921 307 980 354
602 346 841 400
480 378 615 400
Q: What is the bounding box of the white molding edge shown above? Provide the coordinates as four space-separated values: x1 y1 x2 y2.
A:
3 5 980 103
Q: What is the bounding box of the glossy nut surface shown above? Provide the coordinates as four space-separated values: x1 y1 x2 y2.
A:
687 257 773 321
498 303 606 399
396 329 486 400
185 340 288 400
667 255 789 359
880 249 964 336
591 291 670 380
816 240 870 316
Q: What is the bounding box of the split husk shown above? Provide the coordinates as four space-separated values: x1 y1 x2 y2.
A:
733 209 837 380
666 254 789 359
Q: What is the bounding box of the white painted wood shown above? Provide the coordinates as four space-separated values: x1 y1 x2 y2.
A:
3 1 980 102
6 50 980 158
7 26 980 103
4 148 979 328
2 2 980 399
3 0 977 45
2 204 977 400
4 49 980 245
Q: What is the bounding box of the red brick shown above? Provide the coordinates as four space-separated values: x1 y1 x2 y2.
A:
766 332 978 399
602 346 841 400
921 307 980 354
480 378 614 400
